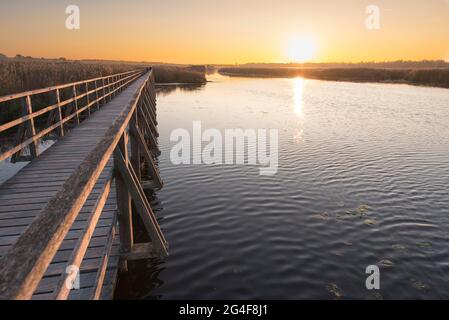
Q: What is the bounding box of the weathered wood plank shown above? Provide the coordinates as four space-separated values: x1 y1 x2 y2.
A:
91 212 117 299
53 173 113 299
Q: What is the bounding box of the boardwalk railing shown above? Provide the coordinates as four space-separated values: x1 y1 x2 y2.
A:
0 69 144 162
0 68 168 299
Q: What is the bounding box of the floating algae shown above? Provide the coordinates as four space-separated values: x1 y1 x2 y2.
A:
357 204 371 215
410 278 428 290
417 242 432 248
378 259 394 267
311 212 331 220
337 204 372 219
364 218 378 226
366 292 383 300
326 283 342 299
392 244 407 251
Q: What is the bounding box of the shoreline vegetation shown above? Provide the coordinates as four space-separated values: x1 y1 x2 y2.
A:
218 61 449 89
0 54 207 128
0 55 207 97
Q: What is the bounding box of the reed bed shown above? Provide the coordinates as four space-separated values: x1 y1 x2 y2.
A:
0 60 206 128
219 67 449 88
0 60 138 96
152 65 206 84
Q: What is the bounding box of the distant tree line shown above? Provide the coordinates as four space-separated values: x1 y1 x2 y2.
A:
219 67 449 88
239 60 449 69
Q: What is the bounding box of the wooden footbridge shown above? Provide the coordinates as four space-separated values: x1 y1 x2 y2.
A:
0 68 168 299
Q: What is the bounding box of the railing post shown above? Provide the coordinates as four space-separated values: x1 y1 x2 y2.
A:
94 80 100 110
72 85 80 125
108 76 112 101
107 76 112 101
55 89 64 137
114 132 134 272
110 76 114 98
102 78 106 105
11 96 38 162
85 82 91 116
25 96 38 159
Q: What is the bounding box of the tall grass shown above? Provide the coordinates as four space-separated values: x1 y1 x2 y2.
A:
0 60 207 138
0 60 141 136
219 67 449 88
0 60 207 97
152 65 206 84
0 60 139 96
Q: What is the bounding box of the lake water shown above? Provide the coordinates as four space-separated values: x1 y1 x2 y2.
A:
115 74 449 299
3 74 447 299
0 140 55 185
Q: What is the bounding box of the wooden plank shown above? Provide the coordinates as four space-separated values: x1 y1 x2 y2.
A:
0 203 117 222
0 226 112 247
0 216 113 232
91 212 117 299
53 173 112 299
35 245 120 296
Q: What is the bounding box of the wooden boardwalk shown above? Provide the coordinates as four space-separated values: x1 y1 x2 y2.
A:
0 69 168 299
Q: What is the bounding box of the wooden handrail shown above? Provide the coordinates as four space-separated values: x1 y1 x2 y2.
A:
0 71 141 134
0 68 166 299
0 69 142 103
0 69 145 162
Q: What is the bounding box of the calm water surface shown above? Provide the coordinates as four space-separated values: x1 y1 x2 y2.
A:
118 74 449 299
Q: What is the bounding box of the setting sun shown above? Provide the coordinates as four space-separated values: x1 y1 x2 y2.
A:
287 37 317 63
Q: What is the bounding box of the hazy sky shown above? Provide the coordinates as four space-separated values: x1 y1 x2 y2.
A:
1 0 448 64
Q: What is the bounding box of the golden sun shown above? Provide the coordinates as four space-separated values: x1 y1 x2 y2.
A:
287 37 317 63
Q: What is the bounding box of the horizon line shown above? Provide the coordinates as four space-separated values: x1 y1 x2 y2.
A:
2 53 449 66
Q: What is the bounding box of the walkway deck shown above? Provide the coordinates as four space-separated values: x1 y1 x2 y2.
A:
0 73 153 299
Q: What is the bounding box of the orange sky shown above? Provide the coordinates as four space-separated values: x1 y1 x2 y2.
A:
1 0 448 64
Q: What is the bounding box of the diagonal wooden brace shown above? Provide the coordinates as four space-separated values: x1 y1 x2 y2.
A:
114 148 168 256
129 122 163 189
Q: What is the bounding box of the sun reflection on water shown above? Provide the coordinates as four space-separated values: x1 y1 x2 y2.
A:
293 77 305 142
